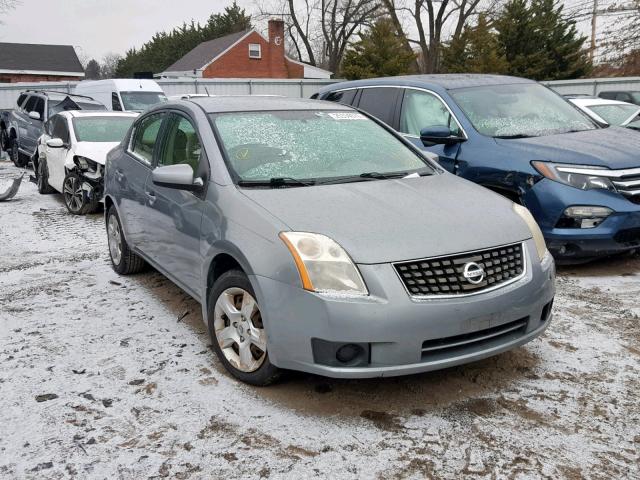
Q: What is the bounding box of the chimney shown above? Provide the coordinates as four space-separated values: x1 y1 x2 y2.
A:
268 18 286 77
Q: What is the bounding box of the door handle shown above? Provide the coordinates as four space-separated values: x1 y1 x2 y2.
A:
144 190 156 205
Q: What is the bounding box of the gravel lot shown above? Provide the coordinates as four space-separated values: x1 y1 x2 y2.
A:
1 158 639 479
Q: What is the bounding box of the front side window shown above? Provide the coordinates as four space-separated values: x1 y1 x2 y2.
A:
450 83 597 138
22 96 36 114
112 92 123 111
73 116 136 142
33 98 45 119
211 109 432 184
158 114 202 173
248 43 261 59
130 114 164 164
51 116 70 143
120 92 167 112
400 89 462 137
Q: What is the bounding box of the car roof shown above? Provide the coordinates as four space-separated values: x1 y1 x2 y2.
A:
570 98 636 107
319 74 535 93
60 110 139 118
185 95 353 113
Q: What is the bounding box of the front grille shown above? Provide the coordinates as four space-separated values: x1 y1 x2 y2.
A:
421 317 528 359
606 168 640 204
394 243 525 297
614 227 640 246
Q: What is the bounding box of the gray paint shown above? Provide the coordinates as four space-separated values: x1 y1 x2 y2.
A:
104 97 555 379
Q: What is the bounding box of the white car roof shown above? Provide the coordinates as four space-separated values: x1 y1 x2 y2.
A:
570 98 634 107
59 110 139 119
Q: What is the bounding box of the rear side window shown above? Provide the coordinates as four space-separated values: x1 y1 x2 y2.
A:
356 87 401 126
16 94 27 108
324 89 357 106
130 114 164 164
599 92 615 100
158 114 202 174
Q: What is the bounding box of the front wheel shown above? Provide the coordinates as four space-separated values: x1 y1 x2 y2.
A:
208 270 280 386
10 141 22 167
63 171 98 215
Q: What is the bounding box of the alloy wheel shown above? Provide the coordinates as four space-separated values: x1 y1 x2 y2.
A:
63 175 84 213
213 287 267 373
107 214 122 265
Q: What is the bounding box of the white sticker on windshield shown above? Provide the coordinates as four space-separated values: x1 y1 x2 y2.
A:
327 112 367 120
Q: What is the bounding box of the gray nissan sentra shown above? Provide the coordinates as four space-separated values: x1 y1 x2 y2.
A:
104 96 555 385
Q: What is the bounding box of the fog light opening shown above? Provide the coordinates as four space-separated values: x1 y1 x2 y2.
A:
556 206 613 229
336 344 363 364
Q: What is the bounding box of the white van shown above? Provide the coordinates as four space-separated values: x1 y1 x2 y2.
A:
74 79 167 113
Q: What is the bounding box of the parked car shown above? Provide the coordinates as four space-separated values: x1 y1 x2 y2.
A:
599 90 640 105
104 96 555 385
315 75 640 261
568 97 640 129
74 79 167 113
36 110 138 214
0 90 106 167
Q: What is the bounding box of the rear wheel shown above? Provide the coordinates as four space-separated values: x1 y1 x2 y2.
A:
10 141 21 167
208 270 281 386
36 158 55 194
63 171 99 214
106 205 146 275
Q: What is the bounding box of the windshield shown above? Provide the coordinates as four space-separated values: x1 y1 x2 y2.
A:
588 104 640 126
450 83 597 138
72 116 135 142
211 110 432 184
120 91 167 111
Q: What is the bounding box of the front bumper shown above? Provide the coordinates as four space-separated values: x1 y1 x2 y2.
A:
525 179 640 259
251 239 555 378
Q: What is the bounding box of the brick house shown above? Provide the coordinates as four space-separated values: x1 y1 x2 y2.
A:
0 43 84 83
161 19 331 79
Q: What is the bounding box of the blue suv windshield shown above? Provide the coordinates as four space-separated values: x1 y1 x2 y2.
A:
450 83 597 138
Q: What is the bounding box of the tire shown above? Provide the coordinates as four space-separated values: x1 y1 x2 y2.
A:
36 158 56 194
106 205 146 275
0 129 8 153
208 270 281 386
62 171 99 215
10 141 21 167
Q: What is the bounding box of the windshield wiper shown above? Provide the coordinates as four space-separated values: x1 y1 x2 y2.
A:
359 171 408 180
237 177 315 188
493 134 536 139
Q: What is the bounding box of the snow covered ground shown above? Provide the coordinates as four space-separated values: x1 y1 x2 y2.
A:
1 158 638 479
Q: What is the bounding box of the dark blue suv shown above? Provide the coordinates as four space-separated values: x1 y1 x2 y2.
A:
315 75 640 261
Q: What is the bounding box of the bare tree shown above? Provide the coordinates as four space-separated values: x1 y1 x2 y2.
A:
100 53 122 79
0 0 20 23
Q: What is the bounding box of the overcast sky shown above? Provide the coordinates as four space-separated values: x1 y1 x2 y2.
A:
0 0 256 62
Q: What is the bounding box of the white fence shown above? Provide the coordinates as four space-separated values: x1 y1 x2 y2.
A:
543 77 640 96
0 78 339 110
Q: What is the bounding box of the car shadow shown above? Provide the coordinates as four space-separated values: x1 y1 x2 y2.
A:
556 251 640 277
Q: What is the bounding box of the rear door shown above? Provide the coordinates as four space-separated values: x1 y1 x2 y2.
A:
397 88 464 173
116 112 166 250
143 112 208 295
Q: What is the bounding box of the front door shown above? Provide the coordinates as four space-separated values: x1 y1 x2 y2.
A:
144 112 207 296
397 88 464 173
46 116 71 192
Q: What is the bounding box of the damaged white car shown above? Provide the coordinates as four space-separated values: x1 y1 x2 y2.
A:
35 111 138 214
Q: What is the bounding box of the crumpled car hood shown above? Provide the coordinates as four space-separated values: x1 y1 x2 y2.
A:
241 173 532 264
495 127 640 169
72 142 120 166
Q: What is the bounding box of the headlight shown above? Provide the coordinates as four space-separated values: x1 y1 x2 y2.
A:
532 161 616 191
75 156 98 172
279 232 368 296
513 203 548 261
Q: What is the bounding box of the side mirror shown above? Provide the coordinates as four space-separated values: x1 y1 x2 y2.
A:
29 111 41 121
420 125 464 146
152 164 203 191
46 138 65 148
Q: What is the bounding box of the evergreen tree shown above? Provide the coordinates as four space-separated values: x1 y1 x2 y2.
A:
341 17 415 80
84 59 101 80
441 15 508 74
494 0 591 80
115 2 251 78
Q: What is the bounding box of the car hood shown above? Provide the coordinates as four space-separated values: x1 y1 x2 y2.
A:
240 174 531 264
494 127 640 169
73 142 120 166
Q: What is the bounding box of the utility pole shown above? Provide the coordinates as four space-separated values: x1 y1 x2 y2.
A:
590 0 598 62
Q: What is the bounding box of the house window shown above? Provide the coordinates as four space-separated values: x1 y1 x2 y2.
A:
248 43 261 59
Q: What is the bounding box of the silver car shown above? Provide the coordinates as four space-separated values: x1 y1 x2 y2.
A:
104 96 555 385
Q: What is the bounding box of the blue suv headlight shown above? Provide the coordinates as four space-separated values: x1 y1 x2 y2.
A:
532 161 616 192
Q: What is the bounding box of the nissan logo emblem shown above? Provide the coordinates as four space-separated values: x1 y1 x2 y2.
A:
463 262 485 284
